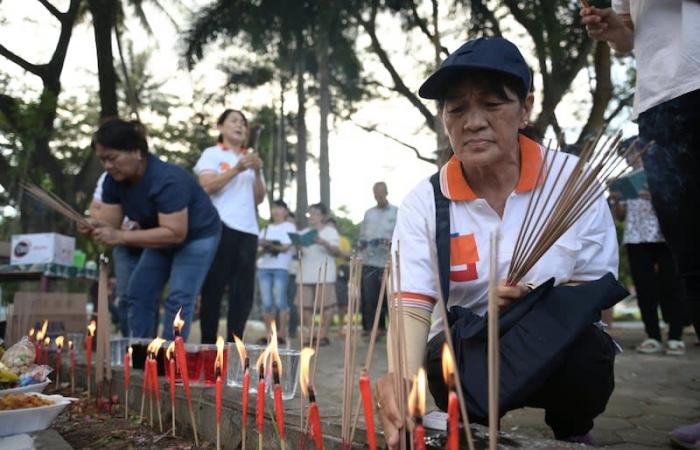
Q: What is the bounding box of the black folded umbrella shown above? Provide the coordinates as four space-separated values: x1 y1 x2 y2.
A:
447 273 628 420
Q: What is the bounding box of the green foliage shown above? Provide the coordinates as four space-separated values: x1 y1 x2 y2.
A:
332 205 359 244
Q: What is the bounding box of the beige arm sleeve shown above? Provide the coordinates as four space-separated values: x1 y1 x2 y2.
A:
387 305 433 378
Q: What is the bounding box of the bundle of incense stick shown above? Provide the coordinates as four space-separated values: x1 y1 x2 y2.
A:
340 258 363 449
22 182 88 226
387 248 410 450
507 132 637 285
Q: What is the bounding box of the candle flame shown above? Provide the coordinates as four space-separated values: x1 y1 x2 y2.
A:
41 320 48 336
269 322 282 378
69 341 73 350
441 344 456 386
233 334 247 367
166 342 175 360
256 346 270 377
128 346 133 356
215 336 225 372
173 308 184 332
87 320 96 337
29 328 35 338
299 347 315 397
147 337 165 355
55 336 65 349
44 337 50 346
408 368 427 417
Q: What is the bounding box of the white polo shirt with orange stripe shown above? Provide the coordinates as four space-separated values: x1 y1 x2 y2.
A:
392 135 619 341
194 144 259 235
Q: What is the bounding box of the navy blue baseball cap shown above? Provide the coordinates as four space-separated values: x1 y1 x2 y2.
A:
418 37 531 100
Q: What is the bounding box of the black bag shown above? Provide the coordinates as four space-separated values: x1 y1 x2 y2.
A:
429 172 628 420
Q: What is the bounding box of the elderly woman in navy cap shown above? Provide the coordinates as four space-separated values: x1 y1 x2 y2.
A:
375 37 622 447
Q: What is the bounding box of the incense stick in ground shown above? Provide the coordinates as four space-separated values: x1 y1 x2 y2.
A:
487 232 500 450
424 220 477 450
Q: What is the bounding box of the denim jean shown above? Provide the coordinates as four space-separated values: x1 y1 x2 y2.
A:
257 268 290 314
113 246 142 337
126 231 220 340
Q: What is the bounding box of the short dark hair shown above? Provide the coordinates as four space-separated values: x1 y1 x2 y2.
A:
216 109 248 143
92 118 149 156
272 199 288 210
308 202 329 216
437 69 527 111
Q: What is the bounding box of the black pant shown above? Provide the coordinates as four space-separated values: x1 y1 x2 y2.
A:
199 225 257 343
626 243 684 341
361 265 388 331
639 89 700 339
426 325 616 439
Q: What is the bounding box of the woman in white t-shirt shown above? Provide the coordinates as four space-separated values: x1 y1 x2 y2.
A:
194 109 266 344
257 199 296 344
296 202 340 346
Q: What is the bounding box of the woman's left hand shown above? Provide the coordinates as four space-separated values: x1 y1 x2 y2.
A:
494 282 531 311
92 225 125 247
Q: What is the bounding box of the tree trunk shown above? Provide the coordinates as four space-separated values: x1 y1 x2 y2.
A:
277 82 287 201
576 41 613 147
317 1 332 208
294 31 309 229
88 0 119 118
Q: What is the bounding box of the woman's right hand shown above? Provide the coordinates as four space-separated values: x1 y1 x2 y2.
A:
76 218 101 235
376 374 406 450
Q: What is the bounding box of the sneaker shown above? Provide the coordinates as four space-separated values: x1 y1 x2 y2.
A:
561 432 595 446
669 422 700 449
636 338 663 354
666 339 686 356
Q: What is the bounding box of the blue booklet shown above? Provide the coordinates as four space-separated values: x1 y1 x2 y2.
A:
607 169 648 200
288 229 318 247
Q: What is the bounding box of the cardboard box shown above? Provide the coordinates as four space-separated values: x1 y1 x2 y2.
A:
4 292 87 346
10 233 75 266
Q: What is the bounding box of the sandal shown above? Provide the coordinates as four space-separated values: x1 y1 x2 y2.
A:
635 338 663 354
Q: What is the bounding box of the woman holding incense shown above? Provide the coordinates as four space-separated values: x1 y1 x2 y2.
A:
375 37 621 447
80 118 221 340
195 109 265 344
296 202 340 347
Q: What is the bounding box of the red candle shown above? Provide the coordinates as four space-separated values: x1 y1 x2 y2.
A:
173 309 199 446
124 346 132 419
358 373 377 450
256 374 266 435
442 344 459 450
69 341 75 393
214 336 225 450
272 359 285 441
87 320 96 397
166 343 177 437
150 358 161 407
233 335 250 448
43 337 50 365
447 390 459 450
408 368 427 450
55 336 64 387
308 390 324 450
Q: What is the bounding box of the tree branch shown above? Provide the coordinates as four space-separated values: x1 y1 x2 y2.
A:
604 92 634 123
351 120 436 164
0 44 44 77
356 5 436 132
36 0 64 21
409 0 449 57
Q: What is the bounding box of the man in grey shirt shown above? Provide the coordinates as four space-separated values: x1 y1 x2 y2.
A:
358 182 398 335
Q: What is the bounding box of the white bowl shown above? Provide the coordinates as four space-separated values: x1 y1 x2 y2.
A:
0 393 73 437
0 380 51 397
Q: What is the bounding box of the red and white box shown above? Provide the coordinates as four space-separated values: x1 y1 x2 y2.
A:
10 233 75 266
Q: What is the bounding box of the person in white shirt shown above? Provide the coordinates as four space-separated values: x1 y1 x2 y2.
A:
296 202 340 346
374 37 622 448
194 109 265 344
257 199 296 344
582 6 700 446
